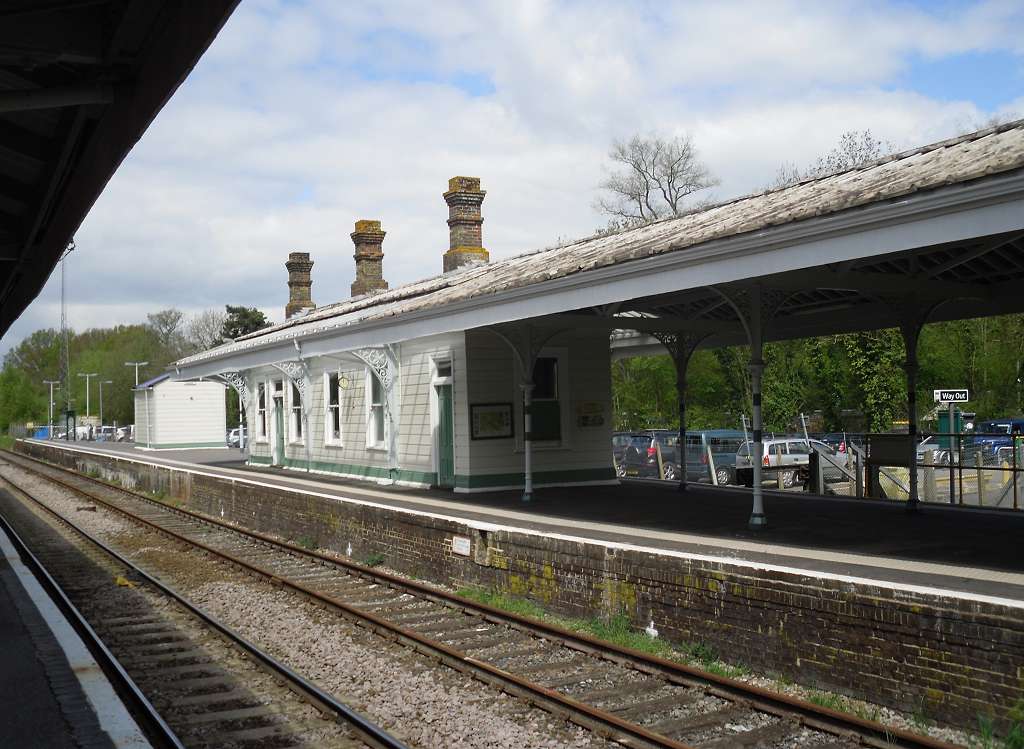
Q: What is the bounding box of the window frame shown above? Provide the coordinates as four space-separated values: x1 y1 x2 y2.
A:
323 370 342 446
515 347 570 451
287 381 304 445
256 381 268 443
365 368 387 450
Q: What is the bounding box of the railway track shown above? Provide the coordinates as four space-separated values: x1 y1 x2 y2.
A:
0 454 407 749
1 448 963 749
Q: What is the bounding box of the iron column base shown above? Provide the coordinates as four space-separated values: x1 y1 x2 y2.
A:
748 513 768 530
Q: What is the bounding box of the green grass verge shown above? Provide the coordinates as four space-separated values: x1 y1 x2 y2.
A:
455 586 748 677
0 434 14 450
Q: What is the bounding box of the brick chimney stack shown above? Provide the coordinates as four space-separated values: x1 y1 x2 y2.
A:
284 251 315 319
350 219 388 297
443 176 489 273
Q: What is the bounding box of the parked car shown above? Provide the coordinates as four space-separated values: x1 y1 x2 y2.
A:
618 430 681 480
735 437 834 488
971 418 1024 462
611 432 634 472
96 426 117 441
227 426 248 448
116 425 134 442
818 432 864 454
684 430 745 486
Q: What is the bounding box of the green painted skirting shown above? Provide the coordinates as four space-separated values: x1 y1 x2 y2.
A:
455 466 616 489
245 455 610 489
138 441 227 450
247 454 435 486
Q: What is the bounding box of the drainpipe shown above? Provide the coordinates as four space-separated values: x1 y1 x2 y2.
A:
145 388 152 449
522 381 534 502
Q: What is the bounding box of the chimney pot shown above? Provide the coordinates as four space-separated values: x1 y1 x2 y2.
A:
285 251 315 319
351 219 388 297
443 175 488 273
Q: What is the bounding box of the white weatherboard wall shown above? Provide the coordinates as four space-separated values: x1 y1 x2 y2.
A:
248 333 465 487
134 380 227 449
461 328 616 491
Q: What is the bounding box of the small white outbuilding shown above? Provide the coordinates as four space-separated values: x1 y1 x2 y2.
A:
133 374 227 450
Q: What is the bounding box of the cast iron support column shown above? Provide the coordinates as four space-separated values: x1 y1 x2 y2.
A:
653 331 708 493
895 306 929 512
676 368 687 492
748 286 767 530
903 336 921 512
522 382 534 503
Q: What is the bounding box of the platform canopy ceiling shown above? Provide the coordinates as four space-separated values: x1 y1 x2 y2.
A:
0 0 238 337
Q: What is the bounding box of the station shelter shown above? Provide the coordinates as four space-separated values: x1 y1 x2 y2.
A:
173 123 1024 526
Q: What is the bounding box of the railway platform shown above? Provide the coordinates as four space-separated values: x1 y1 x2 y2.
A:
24 439 1024 603
0 518 150 749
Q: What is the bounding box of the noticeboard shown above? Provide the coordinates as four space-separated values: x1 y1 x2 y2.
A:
867 434 913 467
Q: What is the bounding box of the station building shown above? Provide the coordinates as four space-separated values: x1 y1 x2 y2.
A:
173 122 1024 518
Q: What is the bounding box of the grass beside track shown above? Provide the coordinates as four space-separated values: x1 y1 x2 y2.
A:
457 586 1024 749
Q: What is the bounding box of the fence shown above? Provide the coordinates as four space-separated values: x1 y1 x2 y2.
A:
616 430 1024 511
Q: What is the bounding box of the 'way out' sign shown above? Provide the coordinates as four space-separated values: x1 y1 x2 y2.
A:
933 389 969 403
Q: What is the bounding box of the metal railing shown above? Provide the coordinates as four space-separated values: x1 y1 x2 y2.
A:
808 431 1023 509
615 430 1023 510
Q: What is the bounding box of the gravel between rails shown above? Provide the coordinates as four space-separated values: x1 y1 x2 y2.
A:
0 464 613 749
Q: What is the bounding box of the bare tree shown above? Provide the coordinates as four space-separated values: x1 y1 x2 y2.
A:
146 308 185 352
595 133 718 225
186 308 228 353
773 129 894 188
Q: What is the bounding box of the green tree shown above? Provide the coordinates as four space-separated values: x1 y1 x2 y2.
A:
0 366 46 428
841 330 905 432
220 305 270 341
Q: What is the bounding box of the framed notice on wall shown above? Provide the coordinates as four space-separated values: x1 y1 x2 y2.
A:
470 402 513 440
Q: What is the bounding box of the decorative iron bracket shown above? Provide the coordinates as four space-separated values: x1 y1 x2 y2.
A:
272 360 313 416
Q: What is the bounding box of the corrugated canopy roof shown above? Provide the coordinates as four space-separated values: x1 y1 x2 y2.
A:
177 119 1024 368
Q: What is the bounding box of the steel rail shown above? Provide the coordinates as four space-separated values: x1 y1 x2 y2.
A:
0 467 409 749
2 452 695 749
5 448 964 749
0 507 185 749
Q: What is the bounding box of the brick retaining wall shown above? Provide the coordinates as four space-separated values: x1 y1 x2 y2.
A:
18 440 1024 729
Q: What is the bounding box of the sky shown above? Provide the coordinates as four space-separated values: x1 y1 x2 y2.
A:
3 0 1023 358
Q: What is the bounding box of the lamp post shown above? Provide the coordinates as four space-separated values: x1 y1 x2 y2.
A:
124 361 148 387
43 380 60 437
77 372 98 416
98 380 113 427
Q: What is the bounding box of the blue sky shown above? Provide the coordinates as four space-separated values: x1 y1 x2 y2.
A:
3 0 1023 357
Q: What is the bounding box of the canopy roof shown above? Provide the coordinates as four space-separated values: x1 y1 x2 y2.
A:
0 1 238 336
177 119 1024 374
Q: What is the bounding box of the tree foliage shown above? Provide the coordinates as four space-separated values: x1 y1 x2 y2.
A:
773 129 894 188
611 315 1024 436
595 133 718 225
1 305 255 431
220 305 270 342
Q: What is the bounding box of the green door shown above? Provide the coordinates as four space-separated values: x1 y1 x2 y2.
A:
273 397 285 466
437 385 455 488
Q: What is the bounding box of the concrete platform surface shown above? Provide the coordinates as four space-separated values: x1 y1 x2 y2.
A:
0 518 150 748
27 439 1024 603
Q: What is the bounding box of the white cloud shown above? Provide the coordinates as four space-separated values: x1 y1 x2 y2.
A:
3 0 1021 357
